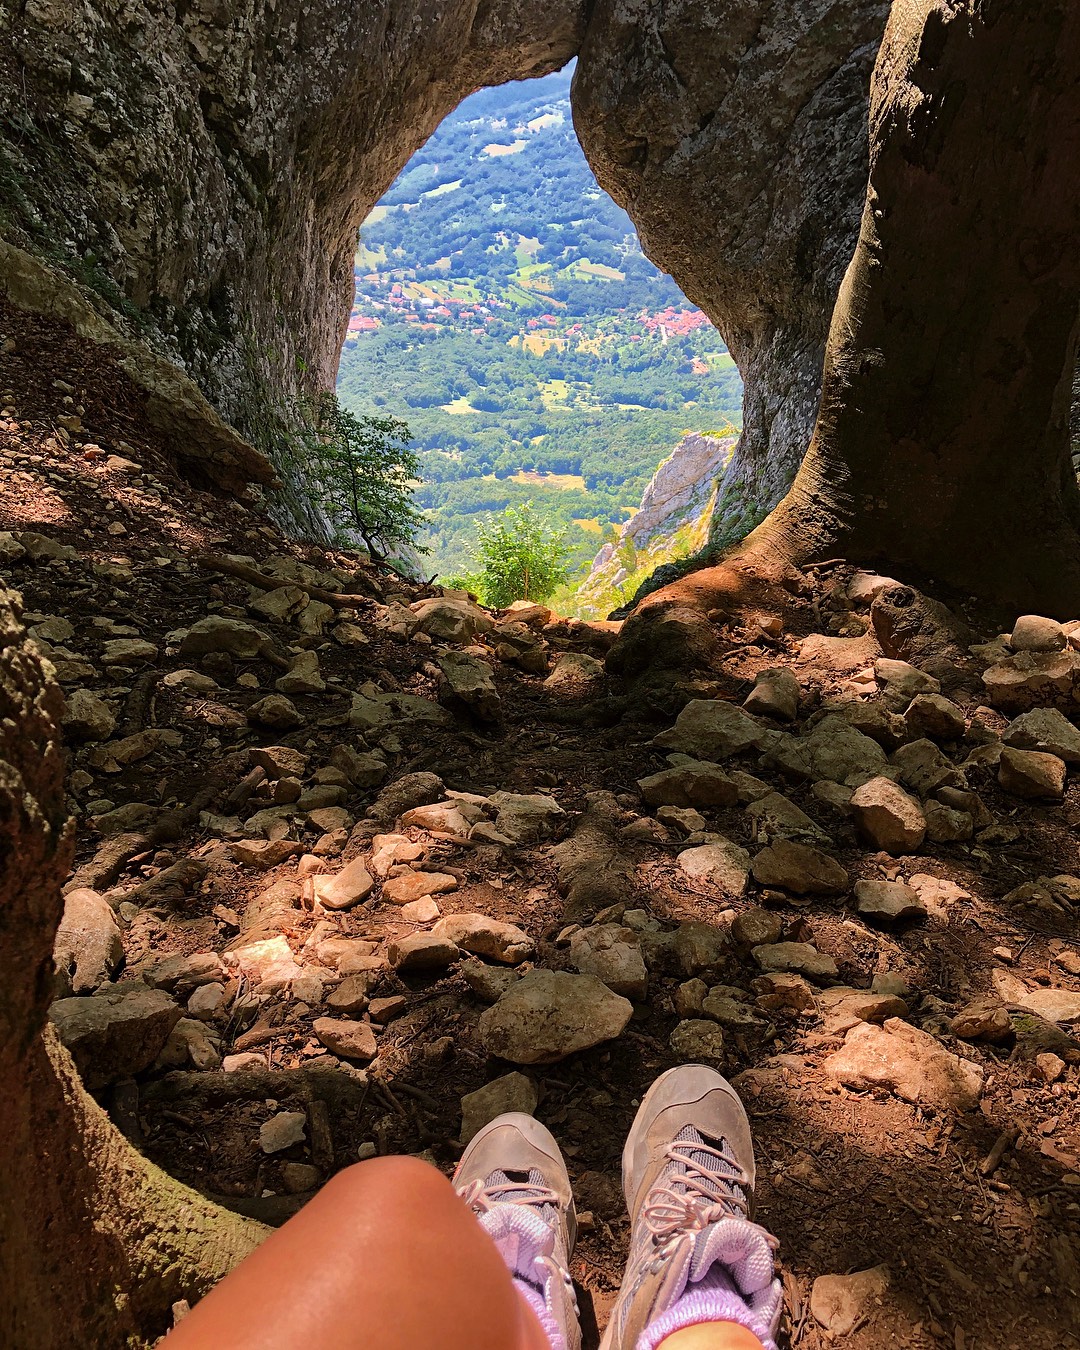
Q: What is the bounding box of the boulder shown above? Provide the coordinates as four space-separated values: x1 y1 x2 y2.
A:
677 840 751 896
53 888 123 993
476 970 633 1064
1010 614 1066 652
752 972 816 1013
382 871 459 905
544 651 604 687
923 800 973 842
250 745 310 779
672 922 729 976
742 668 800 721
249 585 308 624
63 689 116 742
387 933 460 972
848 777 926 854
1003 707 1080 763
568 924 648 1000
744 791 829 844
101 638 158 665
904 694 966 741
852 879 926 926
439 650 501 720
49 985 182 1090
652 700 767 761
751 942 838 983
801 717 887 785
230 838 301 869
997 745 1066 799
730 907 783 948
411 596 493 643
657 806 707 835
312 1017 377 1061
312 858 375 910
246 695 302 730
637 761 738 809
325 974 372 1014
401 800 478 837
433 913 533 965
982 649 1080 711
890 739 964 796
460 1072 538 1144
750 840 848 895
489 791 565 843
179 616 266 659
950 999 1012 1042
822 1018 983 1109
228 935 305 990
275 651 325 695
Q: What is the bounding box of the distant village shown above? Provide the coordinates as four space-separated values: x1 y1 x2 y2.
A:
346 268 713 348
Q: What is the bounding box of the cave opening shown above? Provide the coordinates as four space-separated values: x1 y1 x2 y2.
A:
333 62 744 615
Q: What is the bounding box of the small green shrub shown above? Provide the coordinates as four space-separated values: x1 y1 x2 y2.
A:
462 503 570 608
290 394 427 559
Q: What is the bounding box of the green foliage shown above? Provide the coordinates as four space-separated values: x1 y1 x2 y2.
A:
467 504 570 607
291 394 427 559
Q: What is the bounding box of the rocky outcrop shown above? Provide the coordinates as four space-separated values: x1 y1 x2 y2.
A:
573 0 890 546
2 0 587 443
577 432 734 615
3 0 888 533
745 0 1080 618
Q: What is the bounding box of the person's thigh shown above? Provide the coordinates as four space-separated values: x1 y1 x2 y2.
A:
165 1156 546 1350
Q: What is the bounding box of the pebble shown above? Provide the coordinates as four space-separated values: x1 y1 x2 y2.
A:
260 1111 307 1154
670 1019 726 1065
312 1017 378 1061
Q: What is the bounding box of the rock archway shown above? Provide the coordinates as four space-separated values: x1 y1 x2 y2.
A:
3 0 887 525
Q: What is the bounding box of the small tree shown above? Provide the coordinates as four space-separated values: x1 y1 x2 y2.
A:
299 394 426 560
470 503 570 608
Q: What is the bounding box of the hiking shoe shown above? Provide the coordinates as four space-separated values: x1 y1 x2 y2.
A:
455 1112 582 1350
600 1065 781 1350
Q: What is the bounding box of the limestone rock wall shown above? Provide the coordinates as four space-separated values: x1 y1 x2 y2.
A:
572 0 890 546
1 0 587 435
3 0 886 539
578 432 735 616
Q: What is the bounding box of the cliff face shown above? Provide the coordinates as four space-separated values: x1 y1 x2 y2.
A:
573 0 890 544
1 0 586 433
2 0 885 530
577 432 735 617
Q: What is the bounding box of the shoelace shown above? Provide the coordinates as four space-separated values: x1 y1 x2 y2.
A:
457 1174 561 1216
643 1137 750 1247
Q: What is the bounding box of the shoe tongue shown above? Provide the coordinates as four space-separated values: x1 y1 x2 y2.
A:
476 1175 557 1281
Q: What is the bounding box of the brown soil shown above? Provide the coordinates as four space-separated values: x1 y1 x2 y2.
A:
1 295 1078 1348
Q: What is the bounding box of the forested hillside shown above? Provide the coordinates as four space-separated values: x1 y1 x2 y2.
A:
335 66 743 580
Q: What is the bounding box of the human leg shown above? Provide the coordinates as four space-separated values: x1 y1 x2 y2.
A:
163 1154 550 1350
658 1325 767 1350
600 1065 782 1350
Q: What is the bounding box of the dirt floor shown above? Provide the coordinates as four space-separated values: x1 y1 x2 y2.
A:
1 294 1078 1348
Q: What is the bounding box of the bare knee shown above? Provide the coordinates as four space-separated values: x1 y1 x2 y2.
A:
322 1154 455 1215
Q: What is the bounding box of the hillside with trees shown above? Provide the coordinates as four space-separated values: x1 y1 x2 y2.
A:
335 65 743 581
